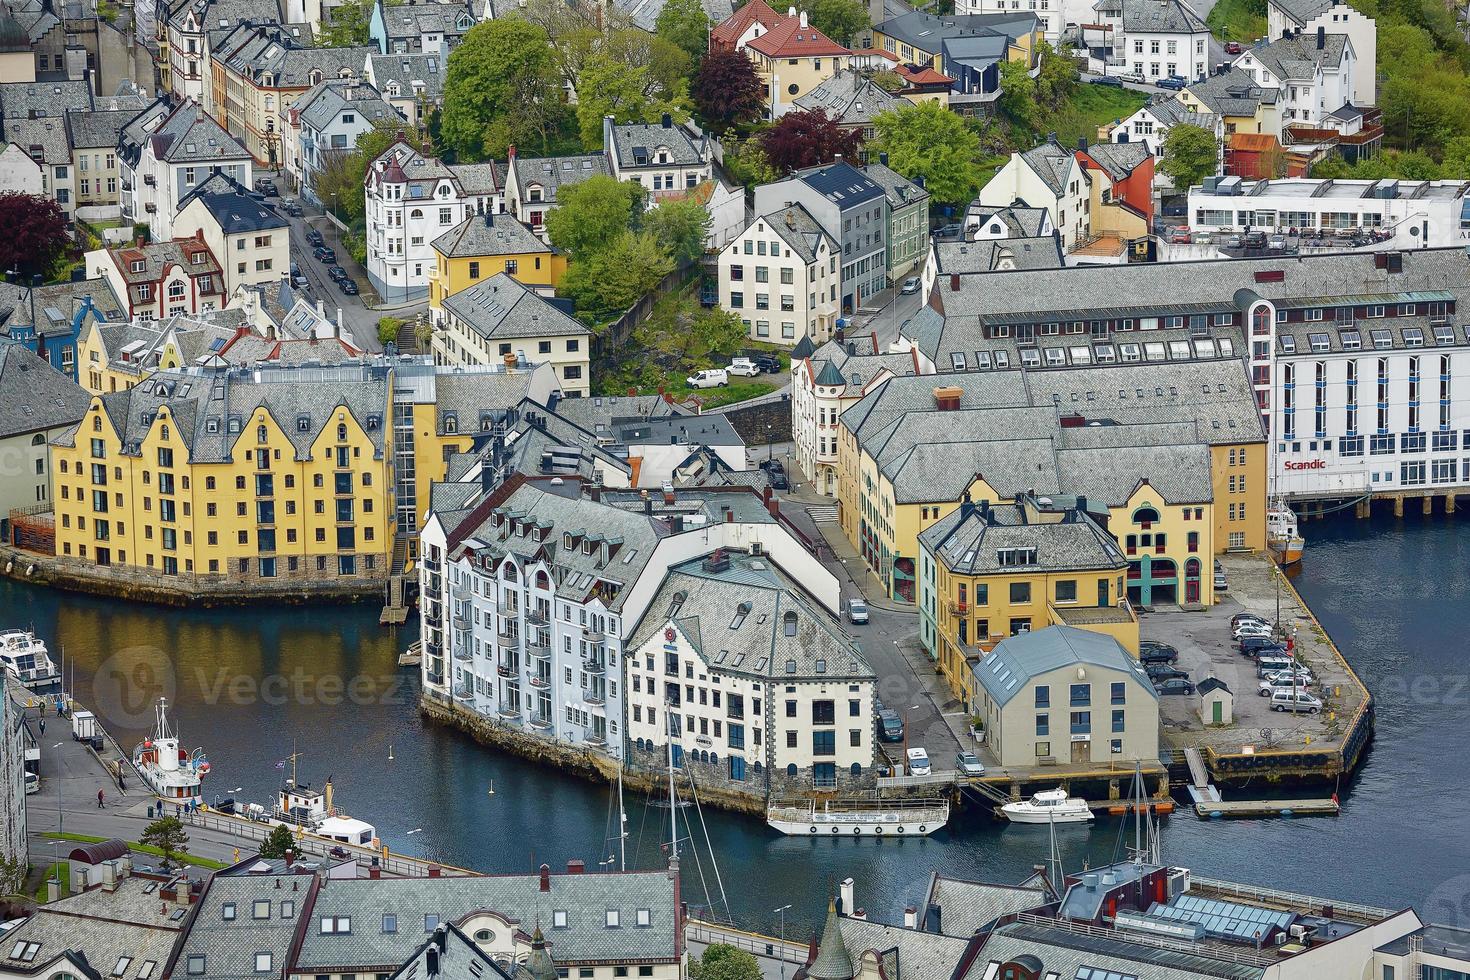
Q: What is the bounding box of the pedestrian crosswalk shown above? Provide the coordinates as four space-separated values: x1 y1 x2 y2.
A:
807 505 839 525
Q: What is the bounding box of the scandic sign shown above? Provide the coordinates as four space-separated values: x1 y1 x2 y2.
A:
1284 460 1326 471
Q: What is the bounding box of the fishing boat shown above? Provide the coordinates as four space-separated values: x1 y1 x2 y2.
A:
1267 503 1305 566
0 630 60 688
766 796 950 836
263 753 376 846
132 698 208 804
1001 787 1093 824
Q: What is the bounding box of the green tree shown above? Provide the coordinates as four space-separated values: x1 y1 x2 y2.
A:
315 0 371 46
724 137 779 185
442 18 566 161
806 0 868 45
575 49 691 150
141 817 190 870
313 122 425 228
560 229 675 316
645 197 711 263
545 175 646 261
1159 123 1219 190
257 823 298 860
690 945 763 980
998 59 1038 131
870 69 906 93
1033 43 1079 109
656 0 712 64
871 100 982 204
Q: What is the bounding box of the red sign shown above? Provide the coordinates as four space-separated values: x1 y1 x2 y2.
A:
1283 460 1325 471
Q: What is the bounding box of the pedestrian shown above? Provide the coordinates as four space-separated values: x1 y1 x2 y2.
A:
97 789 104 809
37 719 43 735
38 701 45 717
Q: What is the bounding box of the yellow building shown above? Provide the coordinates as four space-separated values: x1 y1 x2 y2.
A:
428 212 568 314
919 490 1138 708
741 12 853 109
1178 70 1280 138
51 366 395 582
871 10 1041 81
76 317 240 396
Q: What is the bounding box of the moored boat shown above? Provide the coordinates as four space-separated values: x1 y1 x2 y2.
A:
261 753 377 847
0 630 60 688
1267 503 1305 566
1001 787 1093 824
766 797 950 836
132 698 208 804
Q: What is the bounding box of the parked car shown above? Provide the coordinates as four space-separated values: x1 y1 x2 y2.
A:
313 246 337 263
281 199 302 217
955 751 986 777
1239 636 1285 656
328 845 350 859
1271 690 1323 713
1214 572 1229 592
905 747 931 776
1091 74 1125 87
1262 667 1315 686
1156 75 1188 90
1167 226 1192 244
847 598 869 624
1225 234 1243 248
900 276 921 294
290 263 307 288
1256 656 1297 678
1243 231 1268 248
305 229 324 247
933 223 963 240
1268 234 1287 250
1154 678 1196 695
1190 231 1213 244
686 368 728 389
1232 612 1266 629
877 708 904 742
1146 664 1190 682
1138 641 1178 664
1225 40 1242 54
727 357 761 377
254 177 278 196
337 279 359 295
1116 71 1145 83
1259 676 1313 697
759 458 789 490
1233 621 1273 640
747 352 782 373
327 265 348 282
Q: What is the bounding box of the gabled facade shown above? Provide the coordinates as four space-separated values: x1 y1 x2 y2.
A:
871 11 1041 112
85 238 226 321
429 211 567 310
173 172 291 294
285 78 401 202
502 146 612 234
602 114 712 200
118 97 254 241
369 0 474 56
1230 28 1355 129
1109 95 1222 183
1091 0 1209 84
166 0 283 104
1267 0 1374 104
739 9 852 115
363 51 444 129
432 271 590 396
718 205 840 347
363 138 471 301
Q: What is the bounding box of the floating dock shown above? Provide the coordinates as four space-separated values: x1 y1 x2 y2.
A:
1195 798 1340 819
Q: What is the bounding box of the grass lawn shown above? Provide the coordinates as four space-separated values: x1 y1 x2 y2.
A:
36 861 68 901
42 831 228 871
663 379 778 409
1206 0 1267 42
1050 85 1150 146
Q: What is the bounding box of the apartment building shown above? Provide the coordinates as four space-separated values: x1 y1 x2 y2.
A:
731 8 852 114
792 69 907 155
165 0 283 105
368 0 474 56
625 549 876 795
118 97 253 241
870 11 1040 112
1231 28 1355 128
428 212 567 313
363 138 471 301
363 51 443 130
432 273 591 396
603 114 712 200
0 343 90 527
1268 0 1375 104
65 108 133 209
1091 0 1209 83
864 159 928 281
918 492 1136 707
502 147 612 233
75 313 240 395
286 78 400 203
718 204 840 347
85 238 226 321
173 173 291 294
1108 96 1222 184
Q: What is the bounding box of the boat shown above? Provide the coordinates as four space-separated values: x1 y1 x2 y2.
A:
0 630 60 688
132 698 208 804
1001 787 1094 824
1267 503 1305 566
766 796 950 836
267 753 377 847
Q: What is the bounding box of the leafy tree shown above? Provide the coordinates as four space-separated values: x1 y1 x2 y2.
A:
601 29 694 100
997 59 1039 131
806 0 868 45
656 0 712 64
575 49 691 150
870 69 906 93
759 108 862 174
315 0 371 46
1033 43 1079 107
519 0 605 88
871 100 982 204
645 197 711 263
442 19 566 161
258 823 298 860
545 175 646 261
692 49 766 131
314 122 426 228
1438 136 1470 177
691 945 763 980
0 193 70 280
559 230 675 317
141 817 190 870
1158 123 1219 190
724 137 779 185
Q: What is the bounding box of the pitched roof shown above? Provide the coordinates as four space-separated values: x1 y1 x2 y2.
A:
366 52 445 102
793 69 907 125
1244 30 1349 82
875 10 1036 53
0 78 92 118
1107 0 1207 33
510 152 610 204
974 625 1156 707
935 237 1064 273
745 14 851 58
1017 139 1081 197
807 904 855 980
432 213 553 259
2 116 68 163
216 23 376 88
378 0 474 39
1269 0 1334 26
711 0 780 45
791 159 885 207
0 341 91 437
752 204 835 265
1082 140 1151 181
178 173 290 234
606 118 705 168
133 98 252 164
1185 66 1276 116
294 78 400 133
0 875 190 978
862 161 929 209
64 108 136 150
925 875 1052 936
172 871 320 980
441 273 590 342
612 0 732 32
919 498 1127 575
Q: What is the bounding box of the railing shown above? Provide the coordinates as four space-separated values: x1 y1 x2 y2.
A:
582 658 605 675
685 918 806 967
528 675 549 689
1006 913 1277 973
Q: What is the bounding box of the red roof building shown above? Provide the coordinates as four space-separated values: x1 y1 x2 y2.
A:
709 0 783 51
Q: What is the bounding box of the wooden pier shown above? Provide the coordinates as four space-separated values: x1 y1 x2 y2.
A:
1194 798 1340 819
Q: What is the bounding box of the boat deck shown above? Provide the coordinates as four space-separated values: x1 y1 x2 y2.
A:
1195 798 1340 819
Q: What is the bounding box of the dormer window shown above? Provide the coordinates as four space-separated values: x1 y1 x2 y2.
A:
443 413 457 433
130 259 145 273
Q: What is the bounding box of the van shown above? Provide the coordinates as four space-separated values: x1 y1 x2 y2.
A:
906 747 931 776
1256 655 1294 677
1270 690 1322 713
686 368 728 389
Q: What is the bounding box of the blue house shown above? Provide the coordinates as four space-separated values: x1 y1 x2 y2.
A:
1 280 121 382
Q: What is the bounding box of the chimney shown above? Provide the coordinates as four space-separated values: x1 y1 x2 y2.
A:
723 506 733 523
663 484 675 505
933 386 962 410
787 4 795 13
428 865 442 878
878 151 888 166
799 9 807 26
566 859 585 874
767 495 779 518
284 849 295 867
642 489 652 514
661 112 672 128
903 907 918 929
370 857 381 879
949 273 960 291
839 877 855 914
1316 25 1325 47
539 864 551 891
1076 494 1088 515
959 491 976 520
763 485 773 504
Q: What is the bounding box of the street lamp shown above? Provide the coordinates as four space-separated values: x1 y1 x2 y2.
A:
773 905 793 980
767 424 774 462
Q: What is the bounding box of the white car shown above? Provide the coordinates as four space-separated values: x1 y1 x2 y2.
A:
1259 677 1314 697
906 747 931 776
1233 622 1274 640
727 358 761 377
847 598 869 624
900 276 921 294
1270 690 1323 713
686 368 729 389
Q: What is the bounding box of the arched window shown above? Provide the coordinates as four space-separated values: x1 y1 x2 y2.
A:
783 611 798 636
410 208 423 219
534 571 550 590
850 762 862 776
1132 506 1160 527
1252 304 1272 337
710 753 718 766
337 423 347 441
256 424 268 444
502 562 518 581
31 433 44 445
786 763 797 777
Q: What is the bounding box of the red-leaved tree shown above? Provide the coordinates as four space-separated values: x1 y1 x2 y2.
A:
691 49 766 132
758 108 862 175
0 192 70 280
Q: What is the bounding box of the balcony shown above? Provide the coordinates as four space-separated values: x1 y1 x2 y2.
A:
527 637 550 658
452 581 469 600
453 645 472 662
422 556 440 572
528 714 553 731
583 690 606 706
424 642 442 659
143 174 155 186
425 612 442 629
498 706 521 720
454 680 474 702
583 627 605 642
582 657 605 676
584 732 608 748
426 671 444 687
453 613 471 631
949 601 968 616
496 663 516 678
527 609 549 626
528 674 550 689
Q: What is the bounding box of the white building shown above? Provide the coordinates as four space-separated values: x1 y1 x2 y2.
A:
625 549 875 795
1231 28 1355 128
603 114 712 201
363 138 470 302
0 141 44 196
433 272 592 396
1186 176 1470 247
173 173 291 295
718 205 840 347
502 148 612 235
118 98 254 241
166 0 282 106
286 79 402 203
1090 0 1209 83
1111 95 1222 183
1267 0 1375 105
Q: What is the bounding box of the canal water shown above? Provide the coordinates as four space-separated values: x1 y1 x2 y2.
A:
3 510 1468 933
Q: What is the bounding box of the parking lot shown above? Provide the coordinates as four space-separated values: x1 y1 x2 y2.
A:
1145 553 1367 757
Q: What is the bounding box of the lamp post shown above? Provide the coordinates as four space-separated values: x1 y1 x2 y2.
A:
767 424 774 462
773 904 793 980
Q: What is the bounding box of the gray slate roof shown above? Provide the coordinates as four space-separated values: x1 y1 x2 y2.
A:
607 118 705 168
295 79 401 133
793 69 907 126
378 0 474 39
979 919 1265 980
1135 93 1217 132
511 153 611 205
366 52 445 102
65 108 136 150
1269 0 1334 27
0 342 91 437
1245 31 1349 83
863 161 929 210
178 172 290 234
1102 0 1207 33
974 625 1156 708
0 875 189 978
3 116 68 163
837 917 989 980
133 98 251 164
925 874 1052 936
609 0 731 33
0 78 91 119
935 237 1063 273
432 213 554 259
1083 140 1151 181
753 204 835 265
216 24 375 88
1018 140 1082 197
441 273 590 342
1184 67 1277 116
919 499 1127 576
874 9 1037 53
173 871 317 980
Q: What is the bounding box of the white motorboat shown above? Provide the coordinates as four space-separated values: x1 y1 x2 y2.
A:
1001 788 1094 824
0 630 60 687
132 698 208 804
767 797 950 837
268 754 377 846
1267 503 1305 566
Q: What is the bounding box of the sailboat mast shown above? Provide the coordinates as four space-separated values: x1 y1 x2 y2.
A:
666 710 679 863
617 762 626 872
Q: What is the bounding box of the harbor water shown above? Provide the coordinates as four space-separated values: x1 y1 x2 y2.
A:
3 509 1468 933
